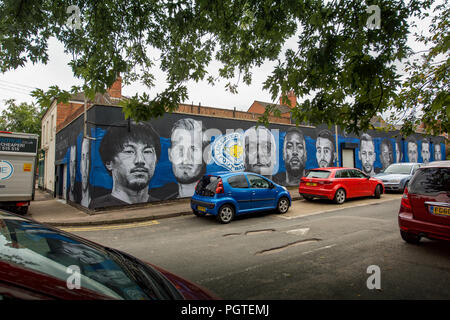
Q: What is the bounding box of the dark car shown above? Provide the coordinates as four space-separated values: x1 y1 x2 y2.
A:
398 160 450 244
191 172 292 224
299 167 384 204
0 210 218 300
374 162 422 192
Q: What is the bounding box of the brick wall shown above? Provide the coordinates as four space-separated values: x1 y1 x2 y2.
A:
107 76 122 98
279 90 297 109
56 102 86 132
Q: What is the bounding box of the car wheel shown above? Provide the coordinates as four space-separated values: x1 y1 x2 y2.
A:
333 188 346 204
374 184 382 199
400 230 421 244
216 204 235 224
277 197 290 214
192 210 206 217
303 195 314 201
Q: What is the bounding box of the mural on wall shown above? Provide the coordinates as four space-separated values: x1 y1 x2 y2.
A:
168 118 208 198
93 120 162 207
315 129 336 168
394 139 402 163
243 126 278 179
406 137 419 162
55 106 446 210
380 139 394 171
421 138 431 164
273 127 307 186
80 137 91 208
434 139 442 161
358 133 377 176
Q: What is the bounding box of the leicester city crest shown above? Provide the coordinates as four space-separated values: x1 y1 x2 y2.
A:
211 132 244 171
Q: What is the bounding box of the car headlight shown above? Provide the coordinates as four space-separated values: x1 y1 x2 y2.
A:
282 186 288 191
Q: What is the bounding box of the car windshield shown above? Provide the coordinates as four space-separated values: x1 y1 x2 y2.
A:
306 170 331 179
383 164 412 175
0 212 177 300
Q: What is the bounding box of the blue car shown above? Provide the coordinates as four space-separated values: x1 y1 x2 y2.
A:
190 172 292 223
374 163 422 192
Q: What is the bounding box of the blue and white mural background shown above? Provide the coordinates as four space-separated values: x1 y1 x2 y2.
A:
55 105 446 210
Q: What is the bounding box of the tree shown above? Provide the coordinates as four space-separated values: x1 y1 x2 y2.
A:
0 99 44 138
388 0 449 136
1 0 446 135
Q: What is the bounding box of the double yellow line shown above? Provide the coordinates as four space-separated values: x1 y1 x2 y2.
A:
60 220 160 232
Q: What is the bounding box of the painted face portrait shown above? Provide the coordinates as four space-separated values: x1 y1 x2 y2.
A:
69 145 76 192
169 119 204 184
244 126 276 176
395 141 401 163
380 141 393 170
106 141 157 192
359 136 376 175
421 141 430 163
316 137 334 168
408 141 418 162
284 130 306 176
434 144 442 161
80 138 90 193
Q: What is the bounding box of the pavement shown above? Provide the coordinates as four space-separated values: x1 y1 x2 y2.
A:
28 187 402 227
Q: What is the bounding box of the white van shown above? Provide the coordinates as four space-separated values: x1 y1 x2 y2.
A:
0 131 39 214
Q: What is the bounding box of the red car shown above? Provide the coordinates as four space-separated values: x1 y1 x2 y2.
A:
299 167 384 204
399 161 450 244
0 209 218 300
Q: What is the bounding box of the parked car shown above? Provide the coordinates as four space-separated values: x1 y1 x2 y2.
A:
299 167 384 204
0 210 218 300
374 163 422 193
398 160 450 244
191 172 292 224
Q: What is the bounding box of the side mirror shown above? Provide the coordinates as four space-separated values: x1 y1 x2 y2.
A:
270 183 275 189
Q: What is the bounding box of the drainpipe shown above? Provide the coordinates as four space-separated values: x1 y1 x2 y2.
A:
84 95 96 141
335 124 339 166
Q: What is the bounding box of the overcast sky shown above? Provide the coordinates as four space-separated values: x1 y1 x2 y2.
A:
0 35 283 113
0 4 435 115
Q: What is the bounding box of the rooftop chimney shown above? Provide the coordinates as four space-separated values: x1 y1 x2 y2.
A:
107 75 122 99
279 90 297 109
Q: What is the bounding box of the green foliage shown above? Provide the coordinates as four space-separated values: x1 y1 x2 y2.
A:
0 99 44 138
389 1 449 136
0 0 445 135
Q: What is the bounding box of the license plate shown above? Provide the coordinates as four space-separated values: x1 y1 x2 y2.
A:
429 205 450 217
306 182 317 186
197 206 206 212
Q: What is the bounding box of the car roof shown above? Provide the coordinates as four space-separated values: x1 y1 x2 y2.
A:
206 171 268 178
205 171 248 178
388 162 419 165
310 167 358 171
420 160 450 168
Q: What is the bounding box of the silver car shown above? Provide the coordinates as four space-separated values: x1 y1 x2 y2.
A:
374 163 422 192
